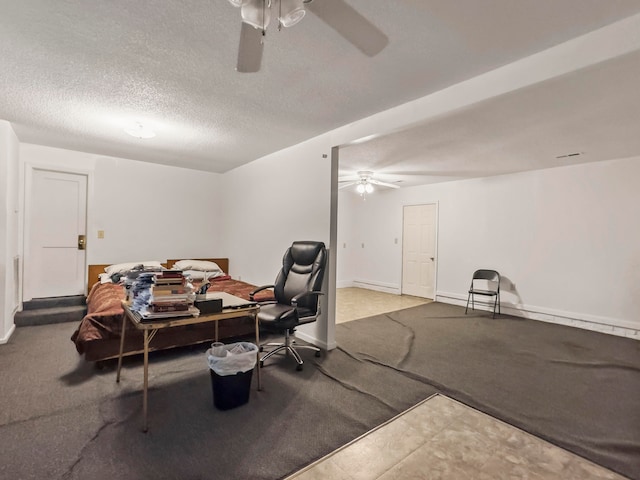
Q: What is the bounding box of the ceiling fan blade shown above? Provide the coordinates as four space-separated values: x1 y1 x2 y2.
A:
369 179 400 189
237 22 264 73
338 181 357 190
307 0 388 57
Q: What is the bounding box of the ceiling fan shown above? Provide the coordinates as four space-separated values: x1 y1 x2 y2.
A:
338 170 400 195
227 0 389 72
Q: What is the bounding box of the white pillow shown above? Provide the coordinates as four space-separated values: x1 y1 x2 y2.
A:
182 270 225 281
98 273 113 284
172 260 222 273
104 261 164 276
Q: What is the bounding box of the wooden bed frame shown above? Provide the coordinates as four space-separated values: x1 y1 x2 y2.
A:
86 258 230 294
79 257 254 363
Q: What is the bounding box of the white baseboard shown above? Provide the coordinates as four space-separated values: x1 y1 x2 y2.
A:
352 280 401 295
336 280 354 289
436 291 639 340
295 329 336 351
0 324 16 344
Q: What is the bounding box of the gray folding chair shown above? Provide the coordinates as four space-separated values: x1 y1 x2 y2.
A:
465 269 501 318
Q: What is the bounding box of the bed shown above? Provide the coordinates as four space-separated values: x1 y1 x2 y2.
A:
71 258 274 363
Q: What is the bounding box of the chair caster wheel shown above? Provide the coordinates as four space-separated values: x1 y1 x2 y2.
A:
296 364 303 371
314 350 321 358
259 346 263 352
259 361 264 368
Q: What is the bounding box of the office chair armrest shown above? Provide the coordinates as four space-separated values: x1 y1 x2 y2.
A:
290 290 324 307
249 284 275 301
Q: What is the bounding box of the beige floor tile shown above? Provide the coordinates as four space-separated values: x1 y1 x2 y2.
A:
291 458 355 480
329 416 426 480
475 452 549 480
336 287 430 323
286 394 628 480
398 400 459 439
377 444 475 480
426 418 499 469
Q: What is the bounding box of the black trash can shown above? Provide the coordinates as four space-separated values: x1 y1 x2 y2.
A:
207 341 258 410
210 369 253 410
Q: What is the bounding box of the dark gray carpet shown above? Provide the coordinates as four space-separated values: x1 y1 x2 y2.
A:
337 302 640 480
1 302 638 479
0 321 433 480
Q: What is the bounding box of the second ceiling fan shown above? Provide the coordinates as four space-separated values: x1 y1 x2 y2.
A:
339 171 400 196
227 0 389 72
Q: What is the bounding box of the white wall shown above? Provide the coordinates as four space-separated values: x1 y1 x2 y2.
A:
0 121 19 343
338 157 640 337
217 15 640 347
337 188 405 293
19 144 224 299
220 136 335 348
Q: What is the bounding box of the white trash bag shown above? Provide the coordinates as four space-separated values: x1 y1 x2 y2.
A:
207 342 258 376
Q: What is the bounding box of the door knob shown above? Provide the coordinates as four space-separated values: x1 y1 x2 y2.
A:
78 234 86 250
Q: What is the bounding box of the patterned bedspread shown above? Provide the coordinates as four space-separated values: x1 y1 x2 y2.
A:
70 276 274 355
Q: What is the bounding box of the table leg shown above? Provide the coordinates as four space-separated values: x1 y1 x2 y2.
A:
255 312 261 391
143 329 149 433
116 312 127 383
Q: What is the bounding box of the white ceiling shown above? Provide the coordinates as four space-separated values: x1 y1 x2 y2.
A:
339 49 640 187
2 0 640 178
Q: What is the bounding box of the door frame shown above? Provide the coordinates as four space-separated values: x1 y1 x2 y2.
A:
401 202 439 299
22 163 93 301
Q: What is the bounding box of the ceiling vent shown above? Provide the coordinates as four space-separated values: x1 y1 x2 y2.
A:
555 152 583 159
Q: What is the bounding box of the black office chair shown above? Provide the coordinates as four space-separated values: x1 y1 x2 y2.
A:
250 241 327 371
465 269 501 318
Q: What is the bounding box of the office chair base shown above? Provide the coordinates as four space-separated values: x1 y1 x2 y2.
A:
260 331 320 371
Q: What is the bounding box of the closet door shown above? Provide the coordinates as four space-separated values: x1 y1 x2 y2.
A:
402 204 436 298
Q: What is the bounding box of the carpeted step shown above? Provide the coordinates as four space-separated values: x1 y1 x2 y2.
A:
15 296 87 327
22 295 86 310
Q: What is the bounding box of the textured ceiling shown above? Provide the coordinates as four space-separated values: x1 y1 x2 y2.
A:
2 1 640 175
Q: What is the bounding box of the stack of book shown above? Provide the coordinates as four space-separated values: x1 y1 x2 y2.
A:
143 271 199 318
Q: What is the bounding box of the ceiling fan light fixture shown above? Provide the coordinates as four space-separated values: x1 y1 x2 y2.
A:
278 0 305 27
356 183 366 194
241 0 272 30
365 183 373 193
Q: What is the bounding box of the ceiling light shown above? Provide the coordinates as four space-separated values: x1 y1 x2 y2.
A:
241 0 272 30
356 183 365 194
278 0 305 27
124 122 155 139
365 183 373 194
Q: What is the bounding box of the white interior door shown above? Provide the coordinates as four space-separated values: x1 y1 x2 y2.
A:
402 204 436 298
25 169 87 299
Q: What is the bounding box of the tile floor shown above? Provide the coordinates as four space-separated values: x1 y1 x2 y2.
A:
286 394 625 480
335 287 431 324
285 288 626 480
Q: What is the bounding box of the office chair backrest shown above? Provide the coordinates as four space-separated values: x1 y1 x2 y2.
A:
472 269 500 290
274 241 327 311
